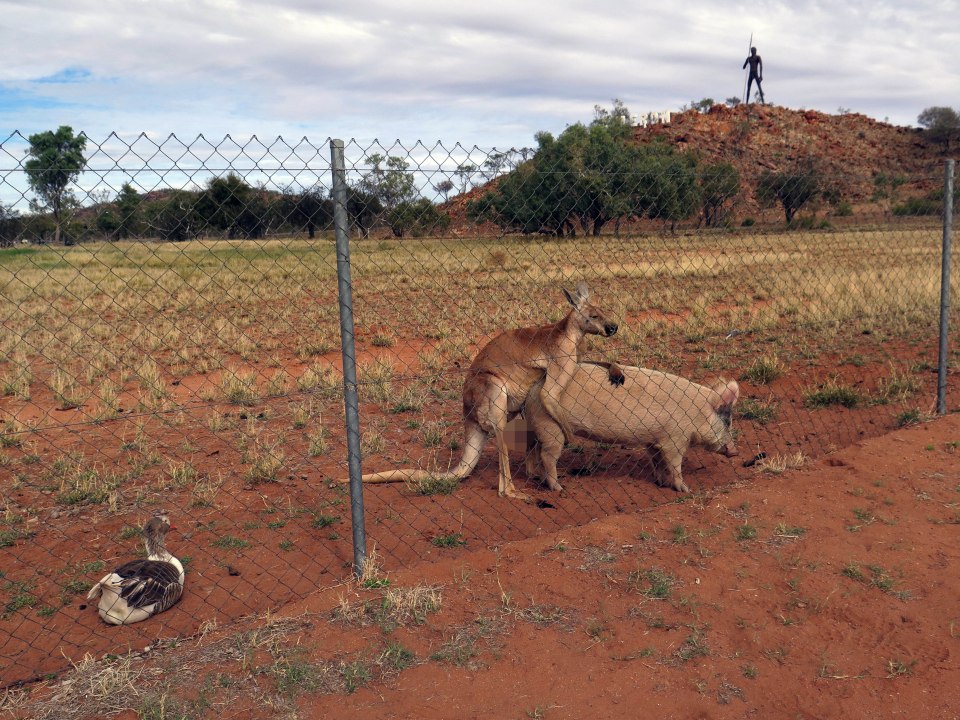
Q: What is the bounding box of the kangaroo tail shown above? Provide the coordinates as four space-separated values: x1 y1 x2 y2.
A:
342 422 486 484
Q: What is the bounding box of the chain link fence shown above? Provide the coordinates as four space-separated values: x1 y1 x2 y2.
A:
0 130 956 688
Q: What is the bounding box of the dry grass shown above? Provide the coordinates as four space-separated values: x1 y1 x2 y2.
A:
242 432 286 484
18 613 321 720
0 229 941 405
27 653 145 720
756 451 809 474
877 364 922 402
358 358 395 405
742 354 785 385
136 357 168 408
53 456 118 505
49 369 86 409
191 471 224 507
297 362 342 398
406 472 460 496
336 584 443 628
308 424 330 456
289 400 317 429
0 229 943 475
0 227 945 707
357 545 386 587
220 367 260 406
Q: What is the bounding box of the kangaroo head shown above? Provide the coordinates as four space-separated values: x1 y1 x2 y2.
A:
562 281 618 337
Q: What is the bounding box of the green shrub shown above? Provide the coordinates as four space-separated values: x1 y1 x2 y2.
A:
892 197 940 216
833 200 853 216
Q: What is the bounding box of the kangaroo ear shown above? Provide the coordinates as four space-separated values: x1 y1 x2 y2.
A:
713 379 739 409
564 281 590 309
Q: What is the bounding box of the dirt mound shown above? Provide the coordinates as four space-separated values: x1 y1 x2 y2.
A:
638 103 943 204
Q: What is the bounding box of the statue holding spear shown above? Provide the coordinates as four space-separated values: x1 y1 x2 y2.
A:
742 39 765 104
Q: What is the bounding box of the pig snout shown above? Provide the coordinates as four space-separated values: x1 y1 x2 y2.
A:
721 443 738 458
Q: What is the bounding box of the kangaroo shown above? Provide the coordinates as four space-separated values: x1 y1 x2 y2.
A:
522 362 739 493
352 282 619 500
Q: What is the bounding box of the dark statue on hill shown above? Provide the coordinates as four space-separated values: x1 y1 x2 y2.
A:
743 47 765 104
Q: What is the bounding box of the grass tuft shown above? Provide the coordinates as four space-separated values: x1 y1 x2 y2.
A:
407 473 459 496
742 354 785 385
629 567 674 599
804 379 861 408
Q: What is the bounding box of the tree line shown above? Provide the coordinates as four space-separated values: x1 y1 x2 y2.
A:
3 105 952 247
1 128 455 246
466 101 747 235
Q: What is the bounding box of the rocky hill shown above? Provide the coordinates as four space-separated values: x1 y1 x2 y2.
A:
636 103 945 205
446 104 949 230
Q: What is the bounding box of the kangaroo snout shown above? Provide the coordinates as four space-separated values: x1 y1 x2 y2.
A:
603 323 618 337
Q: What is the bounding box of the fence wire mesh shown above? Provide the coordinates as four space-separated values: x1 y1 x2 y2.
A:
0 131 957 687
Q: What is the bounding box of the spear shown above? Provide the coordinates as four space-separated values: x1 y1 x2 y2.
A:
742 32 753 104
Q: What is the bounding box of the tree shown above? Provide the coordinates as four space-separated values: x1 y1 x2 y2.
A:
353 154 418 236
96 183 142 240
357 155 416 209
345 187 383 238
24 126 87 244
144 190 202 241
699 162 741 227
0 204 23 247
629 145 701 231
467 100 703 236
725 97 741 107
95 207 121 239
280 186 332 239
756 163 821 224
468 101 643 236
387 199 451 237
196 173 266 239
593 98 633 126
433 179 455 202
917 106 960 153
454 163 476 195
480 150 524 182
114 183 143 239
872 172 907 215
467 159 558 235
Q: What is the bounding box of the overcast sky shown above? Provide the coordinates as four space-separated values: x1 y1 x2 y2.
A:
2 0 957 150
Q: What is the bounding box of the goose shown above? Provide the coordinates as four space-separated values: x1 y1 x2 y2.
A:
88 513 184 625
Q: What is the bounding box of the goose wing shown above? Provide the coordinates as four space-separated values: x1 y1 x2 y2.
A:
112 559 183 611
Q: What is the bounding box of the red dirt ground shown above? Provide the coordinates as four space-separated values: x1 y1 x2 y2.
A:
0 324 949 691
6 410 960 719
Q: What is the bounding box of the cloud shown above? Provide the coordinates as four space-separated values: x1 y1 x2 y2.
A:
33 66 93 84
0 0 956 147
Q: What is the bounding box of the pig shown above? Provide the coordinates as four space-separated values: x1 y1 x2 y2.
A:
521 362 740 493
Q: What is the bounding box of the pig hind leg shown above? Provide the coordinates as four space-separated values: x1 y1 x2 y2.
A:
647 445 669 488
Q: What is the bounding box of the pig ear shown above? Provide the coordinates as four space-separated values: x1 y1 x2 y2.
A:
715 379 739 409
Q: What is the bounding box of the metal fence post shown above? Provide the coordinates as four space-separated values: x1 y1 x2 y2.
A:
330 139 367 576
937 159 955 415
